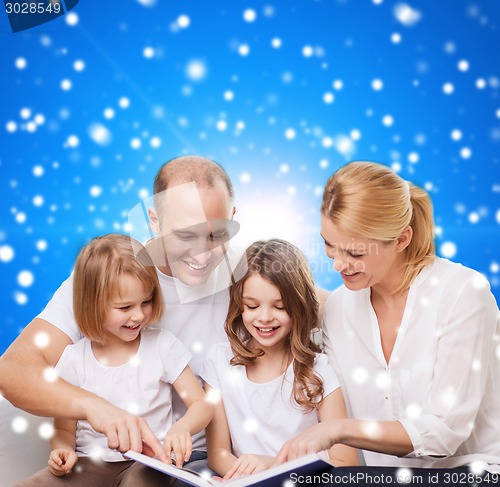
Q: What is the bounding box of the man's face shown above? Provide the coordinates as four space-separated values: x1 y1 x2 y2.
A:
150 181 236 286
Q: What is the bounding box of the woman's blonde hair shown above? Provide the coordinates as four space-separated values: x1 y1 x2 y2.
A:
226 239 323 412
73 234 164 343
321 161 435 293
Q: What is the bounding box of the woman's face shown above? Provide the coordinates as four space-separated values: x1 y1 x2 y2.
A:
320 215 402 291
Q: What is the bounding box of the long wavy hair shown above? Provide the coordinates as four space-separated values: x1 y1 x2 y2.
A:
225 239 323 412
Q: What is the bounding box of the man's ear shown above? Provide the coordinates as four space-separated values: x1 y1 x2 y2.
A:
395 225 413 253
148 207 160 234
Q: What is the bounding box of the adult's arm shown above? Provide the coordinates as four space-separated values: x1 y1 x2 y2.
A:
0 318 167 460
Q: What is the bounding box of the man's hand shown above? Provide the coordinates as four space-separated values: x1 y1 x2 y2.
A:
224 454 274 480
84 397 167 461
48 448 78 477
162 421 193 468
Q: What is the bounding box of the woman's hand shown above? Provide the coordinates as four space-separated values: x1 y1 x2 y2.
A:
48 448 78 476
223 454 274 480
163 422 192 468
274 422 337 465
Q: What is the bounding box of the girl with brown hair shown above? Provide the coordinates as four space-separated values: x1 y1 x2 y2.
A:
201 239 358 480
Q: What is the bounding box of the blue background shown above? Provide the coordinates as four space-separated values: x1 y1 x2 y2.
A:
1 0 499 354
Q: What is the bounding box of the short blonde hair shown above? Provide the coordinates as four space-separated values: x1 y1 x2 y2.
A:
321 161 435 293
73 234 163 343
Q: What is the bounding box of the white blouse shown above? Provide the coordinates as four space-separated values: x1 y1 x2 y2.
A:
323 257 500 470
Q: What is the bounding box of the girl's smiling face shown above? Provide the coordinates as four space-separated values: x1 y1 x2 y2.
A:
241 273 293 353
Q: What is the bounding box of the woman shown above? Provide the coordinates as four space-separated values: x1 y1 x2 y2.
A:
275 161 500 471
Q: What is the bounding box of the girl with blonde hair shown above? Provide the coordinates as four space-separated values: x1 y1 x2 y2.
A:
201 239 358 480
276 161 500 472
17 234 213 487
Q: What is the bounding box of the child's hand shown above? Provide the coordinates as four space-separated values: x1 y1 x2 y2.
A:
48 448 78 476
223 454 274 480
163 422 192 468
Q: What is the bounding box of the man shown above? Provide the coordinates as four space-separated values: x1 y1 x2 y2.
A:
0 156 237 472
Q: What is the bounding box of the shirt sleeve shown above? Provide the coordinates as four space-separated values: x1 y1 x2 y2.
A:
157 330 192 384
199 344 222 391
400 272 499 460
54 342 82 387
314 353 340 398
37 273 83 344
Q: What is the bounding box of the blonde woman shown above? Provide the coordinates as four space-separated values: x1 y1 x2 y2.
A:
201 239 358 480
17 234 213 487
275 161 500 472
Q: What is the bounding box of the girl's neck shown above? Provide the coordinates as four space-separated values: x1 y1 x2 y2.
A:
91 335 141 367
245 339 292 384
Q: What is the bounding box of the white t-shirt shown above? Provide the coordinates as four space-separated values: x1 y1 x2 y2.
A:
38 269 230 451
200 342 340 457
55 328 191 462
323 257 500 470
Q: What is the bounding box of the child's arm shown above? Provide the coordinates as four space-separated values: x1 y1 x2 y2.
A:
318 388 359 466
166 366 214 467
48 418 78 476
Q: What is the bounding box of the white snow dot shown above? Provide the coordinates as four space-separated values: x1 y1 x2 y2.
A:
382 115 394 127
20 108 31 119
150 136 161 148
271 37 282 48
143 46 155 59
65 12 79 26
284 128 296 140
236 120 245 130
33 195 44 207
323 92 335 104
18 270 34 287
33 165 44 177
396 468 413 484
0 245 14 262
15 212 27 224
90 185 103 197
12 416 28 434
302 45 314 57
36 239 48 251
332 79 343 90
393 3 422 26
451 129 462 141
440 241 457 259
408 152 419 164
216 120 228 132
469 461 487 475
468 212 479 224
89 123 112 146
405 403 422 419
66 135 79 148
38 422 54 440
352 367 368 384
238 44 250 56
243 9 257 22
119 97 130 109
177 14 190 28
43 367 58 383
443 82 454 95
322 136 334 148
15 57 27 69
186 60 207 81
243 418 259 434
192 341 204 354
280 164 289 173
205 389 221 405
460 147 472 159
6 121 17 133
391 32 402 44
60 79 72 91
130 138 142 149
14 292 28 305
26 121 37 133
319 159 329 169
490 262 499 274
372 78 383 91
224 90 234 101
496 209 500 224
73 59 85 72
34 114 45 125
457 59 469 72
476 78 486 89
34 331 50 349
103 108 115 119
350 129 361 141
240 172 251 184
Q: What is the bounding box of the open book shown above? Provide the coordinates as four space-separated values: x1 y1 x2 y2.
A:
124 449 333 487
